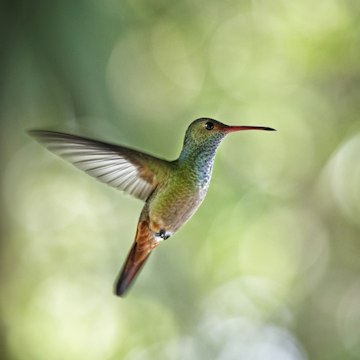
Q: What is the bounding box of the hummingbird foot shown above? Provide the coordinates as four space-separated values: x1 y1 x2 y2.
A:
155 229 171 241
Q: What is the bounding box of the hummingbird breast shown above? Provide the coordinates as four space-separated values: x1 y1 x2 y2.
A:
148 164 211 234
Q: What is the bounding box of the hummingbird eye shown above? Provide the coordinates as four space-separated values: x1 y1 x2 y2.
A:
205 121 214 130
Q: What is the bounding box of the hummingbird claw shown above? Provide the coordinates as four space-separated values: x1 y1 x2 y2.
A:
156 229 171 240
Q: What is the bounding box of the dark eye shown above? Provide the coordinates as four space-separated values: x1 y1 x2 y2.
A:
205 121 214 130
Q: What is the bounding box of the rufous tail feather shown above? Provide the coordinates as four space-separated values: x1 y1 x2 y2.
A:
114 220 156 297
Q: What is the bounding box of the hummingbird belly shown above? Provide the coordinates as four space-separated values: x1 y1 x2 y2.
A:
148 180 208 235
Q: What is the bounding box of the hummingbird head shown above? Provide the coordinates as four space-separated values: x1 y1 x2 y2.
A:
183 117 275 146
179 118 275 163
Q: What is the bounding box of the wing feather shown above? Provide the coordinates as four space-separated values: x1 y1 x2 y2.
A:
28 130 169 201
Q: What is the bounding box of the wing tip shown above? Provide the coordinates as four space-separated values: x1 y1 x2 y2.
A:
26 129 62 143
26 129 43 138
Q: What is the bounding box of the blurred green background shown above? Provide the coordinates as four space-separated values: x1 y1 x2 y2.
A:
1 0 360 359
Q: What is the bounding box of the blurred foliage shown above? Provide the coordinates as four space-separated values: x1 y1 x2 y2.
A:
1 0 360 359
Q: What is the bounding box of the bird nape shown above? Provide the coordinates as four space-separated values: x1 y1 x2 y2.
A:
28 118 276 297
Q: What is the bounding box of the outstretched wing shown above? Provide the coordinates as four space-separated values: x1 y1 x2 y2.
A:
28 130 169 201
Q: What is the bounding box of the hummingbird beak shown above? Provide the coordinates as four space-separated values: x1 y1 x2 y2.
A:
224 125 276 133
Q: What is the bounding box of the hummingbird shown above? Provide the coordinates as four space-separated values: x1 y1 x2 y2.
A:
28 118 275 296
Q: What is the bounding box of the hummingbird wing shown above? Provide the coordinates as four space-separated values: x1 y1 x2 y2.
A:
115 219 157 296
28 130 169 201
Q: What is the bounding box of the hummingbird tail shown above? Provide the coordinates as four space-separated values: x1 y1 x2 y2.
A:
114 220 156 297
